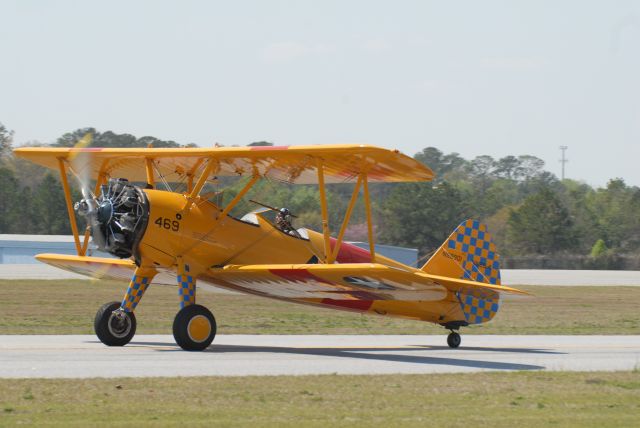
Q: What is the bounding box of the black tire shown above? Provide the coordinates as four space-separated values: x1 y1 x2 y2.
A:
173 304 217 351
94 301 136 346
447 331 461 349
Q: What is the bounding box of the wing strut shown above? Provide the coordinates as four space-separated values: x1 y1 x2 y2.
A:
186 158 204 193
184 158 218 209
316 162 376 264
57 158 83 256
145 158 155 188
316 158 332 263
362 171 376 262
179 174 260 258
328 174 363 263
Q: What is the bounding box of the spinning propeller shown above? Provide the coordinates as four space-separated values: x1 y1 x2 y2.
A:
70 133 147 258
68 133 108 250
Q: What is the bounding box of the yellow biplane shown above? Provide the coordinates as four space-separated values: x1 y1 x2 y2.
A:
14 144 527 350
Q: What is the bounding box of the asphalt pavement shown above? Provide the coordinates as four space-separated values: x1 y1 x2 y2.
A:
1 335 638 378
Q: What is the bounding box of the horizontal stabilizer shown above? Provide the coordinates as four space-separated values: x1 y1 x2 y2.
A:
204 263 528 301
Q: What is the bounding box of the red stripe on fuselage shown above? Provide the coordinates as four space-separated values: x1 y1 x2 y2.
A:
329 238 372 263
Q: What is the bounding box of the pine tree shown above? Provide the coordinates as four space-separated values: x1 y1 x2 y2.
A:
507 189 577 254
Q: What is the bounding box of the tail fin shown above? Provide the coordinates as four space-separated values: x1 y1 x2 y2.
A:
421 219 501 285
422 219 502 325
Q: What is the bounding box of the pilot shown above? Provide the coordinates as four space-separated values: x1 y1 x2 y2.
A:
275 207 295 235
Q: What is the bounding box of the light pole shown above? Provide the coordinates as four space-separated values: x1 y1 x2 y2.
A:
559 146 568 180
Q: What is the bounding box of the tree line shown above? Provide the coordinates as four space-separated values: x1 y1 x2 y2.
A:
2 123 639 268
378 149 640 267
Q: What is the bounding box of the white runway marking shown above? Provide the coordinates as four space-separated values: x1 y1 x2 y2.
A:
1 335 638 378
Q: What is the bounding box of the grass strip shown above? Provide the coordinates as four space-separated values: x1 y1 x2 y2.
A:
0 371 639 427
0 280 639 335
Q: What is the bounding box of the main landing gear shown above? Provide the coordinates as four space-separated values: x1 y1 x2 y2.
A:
94 263 216 351
93 302 217 351
94 302 137 346
172 304 217 351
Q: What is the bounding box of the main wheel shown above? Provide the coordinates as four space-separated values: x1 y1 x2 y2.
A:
94 301 136 346
172 304 217 351
447 331 461 349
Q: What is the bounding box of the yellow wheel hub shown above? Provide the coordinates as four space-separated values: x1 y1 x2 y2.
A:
187 315 211 343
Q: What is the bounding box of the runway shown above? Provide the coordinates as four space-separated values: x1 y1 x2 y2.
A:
1 335 638 378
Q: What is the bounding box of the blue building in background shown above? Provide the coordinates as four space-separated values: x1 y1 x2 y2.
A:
0 235 111 263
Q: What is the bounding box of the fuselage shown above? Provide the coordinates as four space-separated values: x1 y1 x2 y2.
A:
139 188 410 274
134 189 467 325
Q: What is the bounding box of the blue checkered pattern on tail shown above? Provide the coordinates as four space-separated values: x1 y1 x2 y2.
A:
457 291 500 324
178 264 195 308
121 274 151 313
447 219 501 285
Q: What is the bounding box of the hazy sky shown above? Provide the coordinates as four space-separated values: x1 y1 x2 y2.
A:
1 1 639 186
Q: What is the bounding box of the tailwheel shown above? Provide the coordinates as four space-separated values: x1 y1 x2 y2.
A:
94 301 136 346
173 304 217 351
447 331 461 349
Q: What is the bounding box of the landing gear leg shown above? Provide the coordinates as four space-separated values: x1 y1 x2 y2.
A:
94 266 156 347
172 259 216 351
447 330 462 349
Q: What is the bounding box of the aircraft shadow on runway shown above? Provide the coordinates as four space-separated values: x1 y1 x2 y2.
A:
120 340 553 371
409 345 563 354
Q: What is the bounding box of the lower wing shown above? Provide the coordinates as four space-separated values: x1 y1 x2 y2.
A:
203 263 529 301
35 254 528 301
35 253 136 281
34 254 177 287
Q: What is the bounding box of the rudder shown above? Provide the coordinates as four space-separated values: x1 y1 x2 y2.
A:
421 219 501 285
422 219 502 325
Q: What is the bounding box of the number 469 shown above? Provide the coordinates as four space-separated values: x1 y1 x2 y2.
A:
154 217 179 232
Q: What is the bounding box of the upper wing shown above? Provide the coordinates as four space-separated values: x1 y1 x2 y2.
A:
13 144 434 184
203 263 529 301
